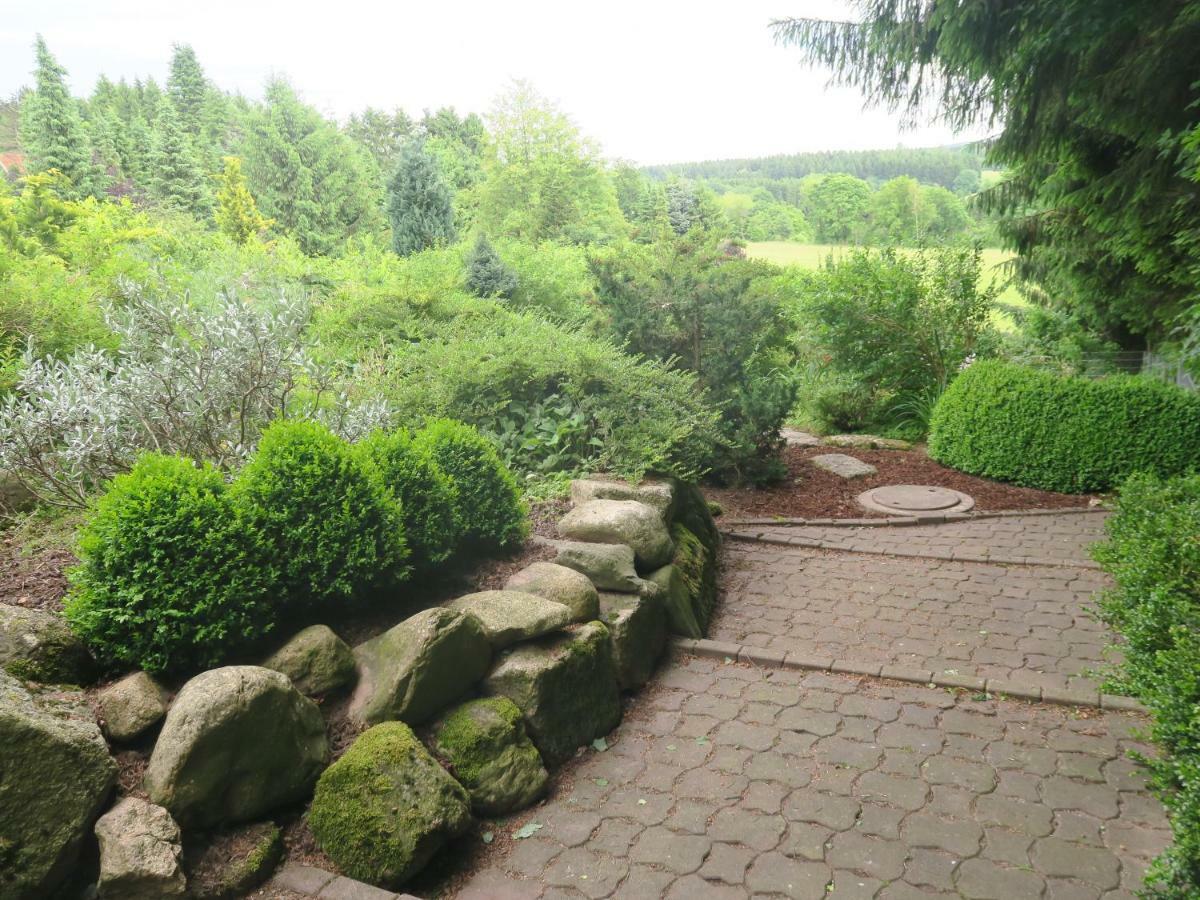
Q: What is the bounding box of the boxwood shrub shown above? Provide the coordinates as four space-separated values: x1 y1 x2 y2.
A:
411 419 528 552
64 454 274 674
232 419 409 610
357 428 462 570
1093 474 1200 896
928 360 1200 492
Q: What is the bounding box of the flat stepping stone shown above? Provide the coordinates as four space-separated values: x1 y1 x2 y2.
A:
810 453 877 479
825 434 912 451
781 428 820 448
857 484 975 516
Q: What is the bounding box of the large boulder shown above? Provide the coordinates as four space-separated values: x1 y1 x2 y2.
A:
569 476 675 519
261 625 356 696
550 540 643 592
95 671 168 743
0 672 117 899
504 562 600 623
94 797 186 899
143 666 327 828
0 605 96 684
599 591 667 690
445 591 571 649
348 608 491 727
668 523 719 635
482 621 622 766
644 564 703 639
559 499 674 570
308 722 471 888
183 822 283 899
429 697 549 816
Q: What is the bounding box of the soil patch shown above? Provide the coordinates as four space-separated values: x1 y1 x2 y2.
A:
0 538 73 612
707 444 1097 519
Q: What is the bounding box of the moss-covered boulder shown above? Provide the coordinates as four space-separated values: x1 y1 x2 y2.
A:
482 621 622 766
183 822 283 899
670 523 719 635
643 564 703 639
309 722 471 888
95 670 168 743
0 672 117 899
144 667 328 828
94 797 186 899
429 698 548 816
504 562 600 623
348 608 491 727
598 591 667 690
550 540 643 592
559 499 674 570
673 481 721 556
0 605 96 684
261 624 357 696
445 591 572 649
569 476 675 519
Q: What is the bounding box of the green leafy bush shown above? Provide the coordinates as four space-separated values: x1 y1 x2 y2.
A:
356 429 461 570
64 453 273 674
411 419 527 552
233 419 409 609
928 360 1200 492
1093 474 1200 897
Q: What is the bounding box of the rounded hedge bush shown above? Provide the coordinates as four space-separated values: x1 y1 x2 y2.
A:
928 360 1200 492
356 428 462 570
64 453 274 675
232 419 409 610
411 419 528 552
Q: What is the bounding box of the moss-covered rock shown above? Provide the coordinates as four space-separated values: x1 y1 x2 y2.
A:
672 481 721 554
184 822 283 899
95 670 168 743
643 564 702 639
0 605 96 685
598 591 667 690
309 722 471 888
504 562 600 623
144 666 328 828
429 697 548 816
0 672 117 899
482 621 621 766
670 523 719 635
348 608 491 727
445 591 572 649
261 624 357 696
559 499 674 570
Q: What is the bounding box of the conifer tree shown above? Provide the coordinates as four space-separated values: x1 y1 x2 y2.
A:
19 36 101 198
148 104 209 215
465 232 519 298
386 139 456 256
166 44 207 138
213 156 271 243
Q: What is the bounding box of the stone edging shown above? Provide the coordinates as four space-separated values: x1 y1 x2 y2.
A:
722 506 1106 528
269 862 421 899
721 529 1104 569
671 637 1146 714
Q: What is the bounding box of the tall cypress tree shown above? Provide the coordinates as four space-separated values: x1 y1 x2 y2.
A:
386 139 456 256
19 36 101 198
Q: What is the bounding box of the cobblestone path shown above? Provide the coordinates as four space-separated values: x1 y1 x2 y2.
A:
451 512 1169 899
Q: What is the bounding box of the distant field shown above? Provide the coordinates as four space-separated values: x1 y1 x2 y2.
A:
746 242 1025 327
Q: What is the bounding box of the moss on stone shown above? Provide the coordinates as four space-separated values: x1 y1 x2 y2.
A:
308 721 471 887
433 697 522 785
672 523 718 633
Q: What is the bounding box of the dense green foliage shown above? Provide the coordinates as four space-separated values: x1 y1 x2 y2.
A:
232 419 409 610
411 418 528 552
792 247 997 437
774 3 1200 350
928 361 1200 492
357 428 461 570
1093 475 1200 898
386 140 456 256
64 454 273 674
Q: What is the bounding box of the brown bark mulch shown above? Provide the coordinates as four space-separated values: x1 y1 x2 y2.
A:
705 444 1098 520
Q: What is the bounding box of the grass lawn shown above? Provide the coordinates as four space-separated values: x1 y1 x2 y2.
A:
746 242 1027 328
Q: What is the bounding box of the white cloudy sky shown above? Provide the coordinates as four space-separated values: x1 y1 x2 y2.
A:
0 0 989 165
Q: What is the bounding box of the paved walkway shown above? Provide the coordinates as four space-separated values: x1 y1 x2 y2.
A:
449 511 1169 899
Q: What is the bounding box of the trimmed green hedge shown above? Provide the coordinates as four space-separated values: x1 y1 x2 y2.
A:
928 360 1200 492
1093 474 1200 897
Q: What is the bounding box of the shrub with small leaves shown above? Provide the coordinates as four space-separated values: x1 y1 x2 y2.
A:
411 419 527 552
64 453 274 674
357 428 461 570
232 419 409 610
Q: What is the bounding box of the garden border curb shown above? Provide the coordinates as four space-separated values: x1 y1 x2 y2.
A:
722 506 1106 528
268 862 423 899
671 637 1146 713
720 529 1104 569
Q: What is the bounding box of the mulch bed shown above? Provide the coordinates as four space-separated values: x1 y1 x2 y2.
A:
0 537 74 612
705 443 1099 520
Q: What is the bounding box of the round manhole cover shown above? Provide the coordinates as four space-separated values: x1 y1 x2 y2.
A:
857 484 976 517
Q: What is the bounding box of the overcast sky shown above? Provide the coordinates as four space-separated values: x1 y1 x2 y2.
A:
0 1 990 165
